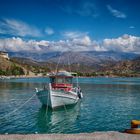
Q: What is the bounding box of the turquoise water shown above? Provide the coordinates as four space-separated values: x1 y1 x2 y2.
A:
0 77 140 134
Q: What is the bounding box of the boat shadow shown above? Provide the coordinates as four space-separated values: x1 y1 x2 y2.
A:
36 101 81 133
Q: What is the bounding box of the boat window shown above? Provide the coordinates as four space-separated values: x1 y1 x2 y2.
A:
50 77 72 84
50 78 55 83
65 78 72 84
57 78 64 83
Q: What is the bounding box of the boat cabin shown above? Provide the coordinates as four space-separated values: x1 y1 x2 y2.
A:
50 71 73 91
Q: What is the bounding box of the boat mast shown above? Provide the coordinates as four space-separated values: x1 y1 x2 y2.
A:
76 73 79 87
55 53 62 74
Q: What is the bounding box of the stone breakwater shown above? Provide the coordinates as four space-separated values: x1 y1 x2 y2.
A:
0 132 140 140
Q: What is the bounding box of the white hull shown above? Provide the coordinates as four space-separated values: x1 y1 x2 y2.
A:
36 86 81 109
50 91 79 108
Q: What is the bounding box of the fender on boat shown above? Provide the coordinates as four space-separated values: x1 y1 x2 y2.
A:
35 88 38 92
80 92 83 98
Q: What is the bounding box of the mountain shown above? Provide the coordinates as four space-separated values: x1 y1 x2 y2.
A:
81 51 138 61
100 56 140 76
9 51 139 69
9 51 61 61
11 57 40 67
4 50 139 76
10 53 140 76
11 57 93 73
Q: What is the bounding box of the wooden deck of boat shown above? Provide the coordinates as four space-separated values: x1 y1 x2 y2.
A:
0 132 140 140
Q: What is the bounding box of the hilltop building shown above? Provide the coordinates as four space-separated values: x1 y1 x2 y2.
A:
0 51 9 60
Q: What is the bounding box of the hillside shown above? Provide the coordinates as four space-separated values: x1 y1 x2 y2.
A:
11 57 51 75
0 56 26 76
100 57 140 77
10 55 140 77
0 56 12 70
9 51 140 71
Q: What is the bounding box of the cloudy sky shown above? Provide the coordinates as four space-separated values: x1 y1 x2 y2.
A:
0 0 140 53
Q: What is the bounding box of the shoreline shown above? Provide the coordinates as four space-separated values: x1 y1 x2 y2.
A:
0 75 140 79
0 132 140 140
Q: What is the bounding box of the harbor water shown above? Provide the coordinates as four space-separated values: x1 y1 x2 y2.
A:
0 77 140 134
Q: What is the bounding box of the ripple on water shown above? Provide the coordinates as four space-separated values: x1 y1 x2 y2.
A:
0 77 140 134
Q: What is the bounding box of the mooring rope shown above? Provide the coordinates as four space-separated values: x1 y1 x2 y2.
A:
45 88 50 116
0 94 36 120
1 98 37 104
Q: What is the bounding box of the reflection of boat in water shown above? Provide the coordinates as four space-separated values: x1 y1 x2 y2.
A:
37 102 81 133
36 71 83 109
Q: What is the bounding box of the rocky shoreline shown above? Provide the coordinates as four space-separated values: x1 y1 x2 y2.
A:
0 132 140 140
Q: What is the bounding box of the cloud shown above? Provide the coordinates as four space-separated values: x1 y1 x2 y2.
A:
45 35 97 52
0 18 42 37
45 27 54 35
103 34 140 53
0 34 140 54
107 5 126 18
62 31 88 39
0 35 101 52
61 1 98 18
73 36 91 46
0 37 49 52
129 26 135 29
76 1 99 17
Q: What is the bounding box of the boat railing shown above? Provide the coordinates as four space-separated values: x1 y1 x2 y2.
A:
71 87 78 92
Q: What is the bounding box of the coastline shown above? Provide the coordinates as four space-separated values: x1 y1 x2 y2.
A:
0 75 140 80
0 132 140 140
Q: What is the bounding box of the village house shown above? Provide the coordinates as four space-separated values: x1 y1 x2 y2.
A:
0 51 9 60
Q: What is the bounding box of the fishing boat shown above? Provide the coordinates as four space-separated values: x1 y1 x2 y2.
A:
35 71 83 109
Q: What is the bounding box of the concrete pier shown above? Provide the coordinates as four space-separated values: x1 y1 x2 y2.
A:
0 132 140 140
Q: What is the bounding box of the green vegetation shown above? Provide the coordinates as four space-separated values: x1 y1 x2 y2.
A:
0 64 25 76
75 71 140 77
10 58 51 76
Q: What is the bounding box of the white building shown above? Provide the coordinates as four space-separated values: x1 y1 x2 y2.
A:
0 51 9 60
